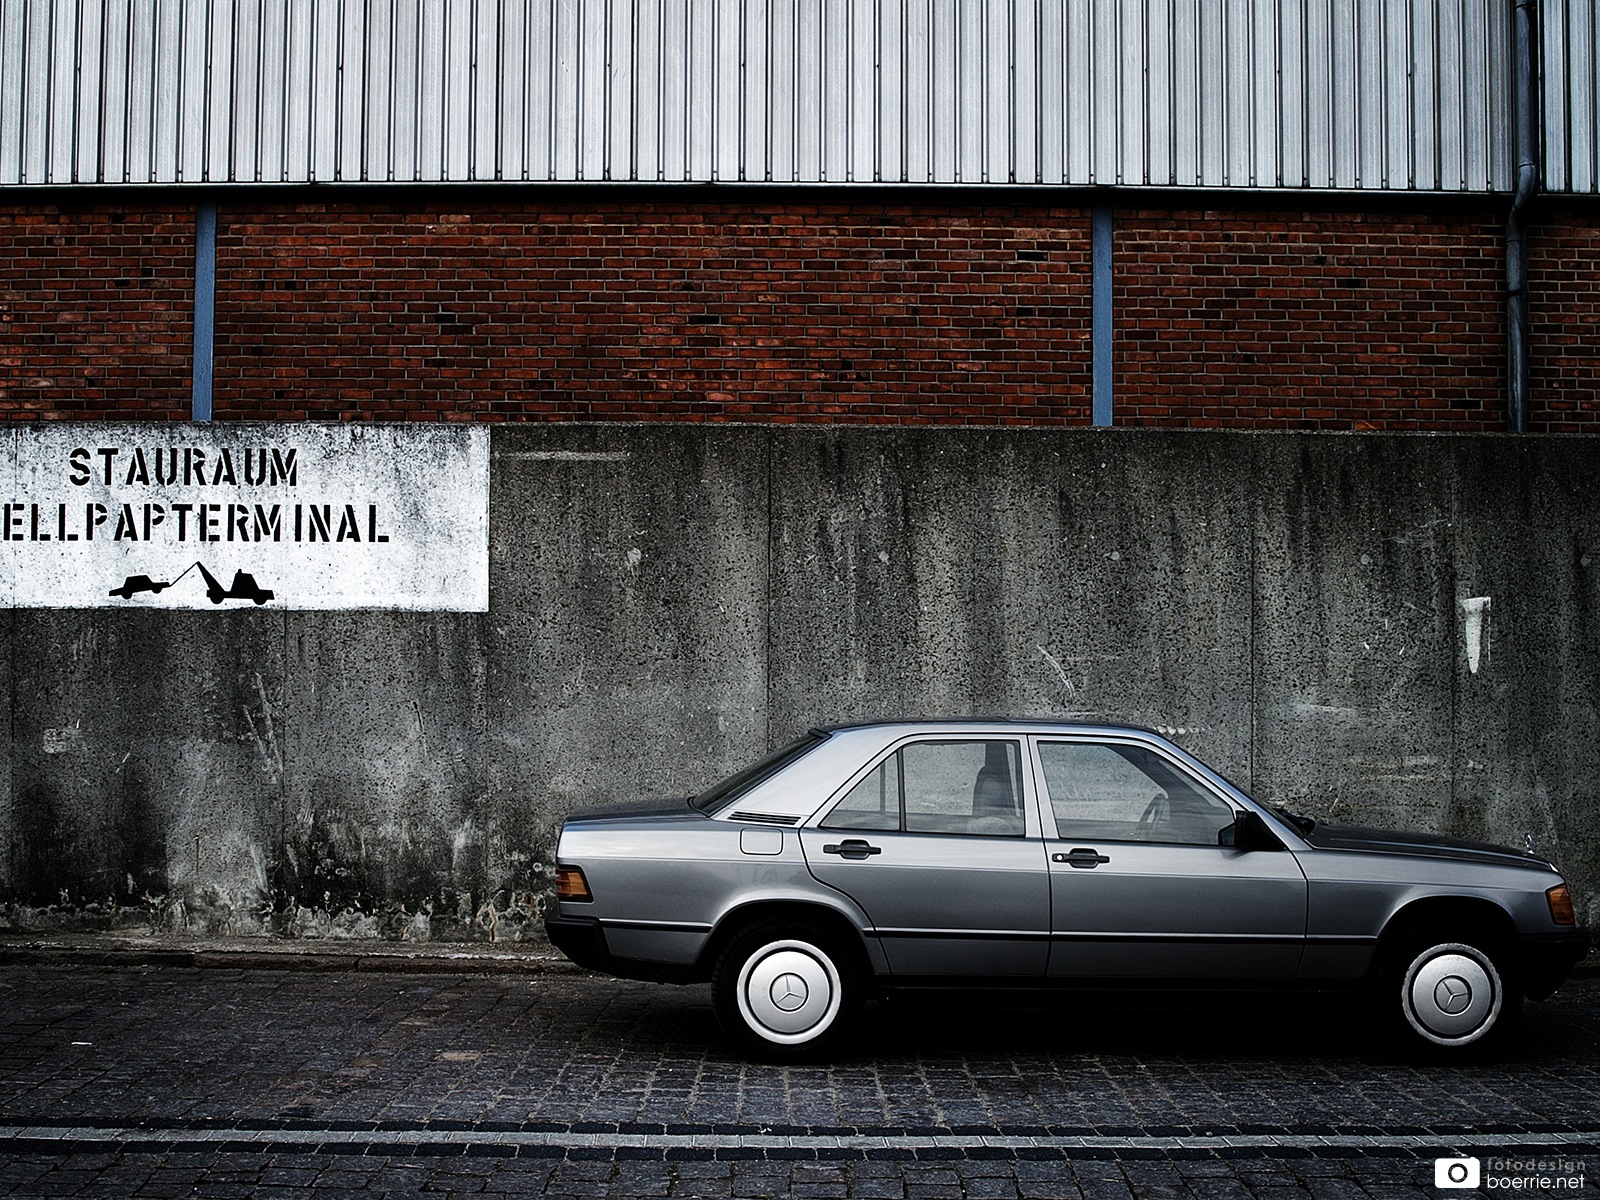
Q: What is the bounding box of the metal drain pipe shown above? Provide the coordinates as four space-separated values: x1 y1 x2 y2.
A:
1506 0 1540 433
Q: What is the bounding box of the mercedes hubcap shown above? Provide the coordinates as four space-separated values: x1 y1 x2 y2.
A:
736 940 842 1043
1434 975 1472 1015
769 973 809 1013
1404 946 1500 1044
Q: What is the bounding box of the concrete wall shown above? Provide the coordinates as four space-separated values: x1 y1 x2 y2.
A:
4 426 1598 937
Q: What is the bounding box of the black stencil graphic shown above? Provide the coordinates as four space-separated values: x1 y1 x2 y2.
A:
196 563 274 605
109 561 275 605
107 574 171 600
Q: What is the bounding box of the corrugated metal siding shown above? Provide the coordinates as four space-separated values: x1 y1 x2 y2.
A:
0 0 1564 192
1543 0 1599 194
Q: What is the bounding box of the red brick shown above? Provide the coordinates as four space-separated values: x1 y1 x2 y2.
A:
4 197 1597 430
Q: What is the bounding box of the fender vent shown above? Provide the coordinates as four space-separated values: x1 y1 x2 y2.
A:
728 810 800 826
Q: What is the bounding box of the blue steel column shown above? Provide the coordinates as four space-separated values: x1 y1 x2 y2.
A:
191 203 217 421
1092 206 1114 427
1506 0 1539 433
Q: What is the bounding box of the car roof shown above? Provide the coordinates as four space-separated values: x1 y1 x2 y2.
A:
813 718 1166 739
713 719 1191 824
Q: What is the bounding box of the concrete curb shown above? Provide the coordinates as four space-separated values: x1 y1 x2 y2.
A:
0 936 587 975
3 934 1590 980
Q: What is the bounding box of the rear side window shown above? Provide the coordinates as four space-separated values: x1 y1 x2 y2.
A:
690 732 825 813
822 739 1024 837
823 755 901 831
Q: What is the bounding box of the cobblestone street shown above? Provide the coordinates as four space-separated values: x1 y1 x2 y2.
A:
0 962 1596 1198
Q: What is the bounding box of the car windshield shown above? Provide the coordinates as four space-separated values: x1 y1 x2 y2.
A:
689 732 827 813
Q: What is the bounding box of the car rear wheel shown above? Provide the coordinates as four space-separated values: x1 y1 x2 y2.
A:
712 922 859 1059
1378 921 1521 1056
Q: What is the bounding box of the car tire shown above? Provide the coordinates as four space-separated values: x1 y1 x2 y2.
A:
712 922 860 1059
1377 921 1521 1057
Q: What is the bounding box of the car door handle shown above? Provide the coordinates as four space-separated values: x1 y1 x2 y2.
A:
823 839 882 859
1054 848 1111 868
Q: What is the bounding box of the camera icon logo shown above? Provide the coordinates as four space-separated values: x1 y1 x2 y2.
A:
1435 1157 1482 1189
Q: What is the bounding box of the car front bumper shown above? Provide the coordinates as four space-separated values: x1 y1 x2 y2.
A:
1518 928 1591 1001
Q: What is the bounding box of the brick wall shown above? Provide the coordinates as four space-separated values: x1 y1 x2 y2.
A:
0 204 194 420
3 193 1597 431
1531 208 1600 433
1115 209 1509 431
212 200 1094 425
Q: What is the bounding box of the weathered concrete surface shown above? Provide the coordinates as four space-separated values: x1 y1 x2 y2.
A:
3 427 1598 938
280 613 491 940
485 426 771 922
1450 439 1600 929
0 609 11 899
1247 436 1599 922
767 430 1255 775
1251 437 1459 828
7 609 284 932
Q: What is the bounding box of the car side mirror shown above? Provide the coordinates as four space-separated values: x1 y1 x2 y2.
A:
1220 810 1282 852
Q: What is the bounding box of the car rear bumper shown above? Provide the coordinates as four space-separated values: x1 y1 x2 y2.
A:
1517 928 1591 1001
544 913 613 972
544 913 704 984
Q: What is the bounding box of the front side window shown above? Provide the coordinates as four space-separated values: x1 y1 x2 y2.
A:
1038 741 1235 846
822 739 1024 837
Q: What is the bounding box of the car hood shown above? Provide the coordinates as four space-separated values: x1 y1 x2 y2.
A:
1304 822 1550 869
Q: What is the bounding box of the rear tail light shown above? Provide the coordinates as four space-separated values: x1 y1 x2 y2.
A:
556 865 592 903
1547 884 1576 926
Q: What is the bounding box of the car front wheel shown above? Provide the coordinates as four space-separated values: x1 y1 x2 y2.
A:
712 922 858 1059
1380 922 1521 1056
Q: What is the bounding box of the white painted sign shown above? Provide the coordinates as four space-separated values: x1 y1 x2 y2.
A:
1 424 489 611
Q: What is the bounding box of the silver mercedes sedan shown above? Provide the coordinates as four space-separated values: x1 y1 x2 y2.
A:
545 721 1589 1059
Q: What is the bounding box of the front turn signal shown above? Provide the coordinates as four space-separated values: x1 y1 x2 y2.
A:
1547 884 1576 926
556 865 592 903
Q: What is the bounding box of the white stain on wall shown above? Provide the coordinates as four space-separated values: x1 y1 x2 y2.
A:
1460 596 1492 674
41 725 83 754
